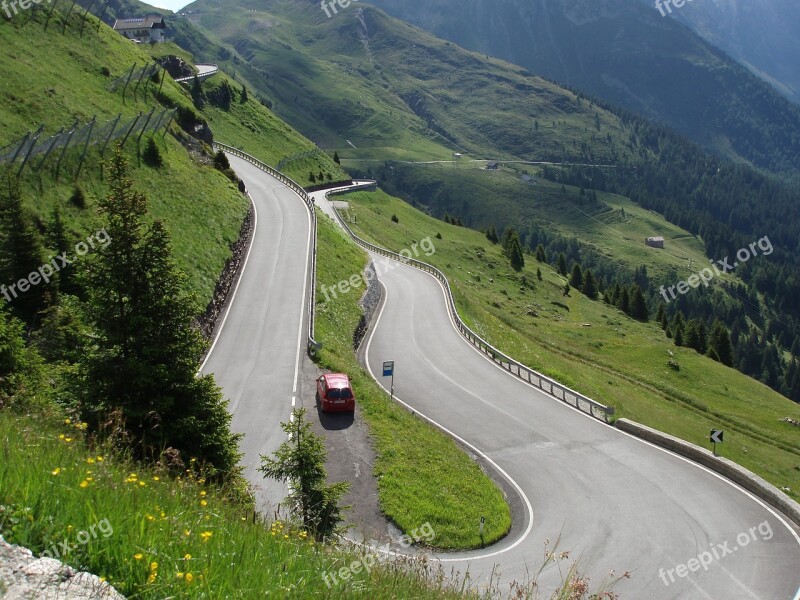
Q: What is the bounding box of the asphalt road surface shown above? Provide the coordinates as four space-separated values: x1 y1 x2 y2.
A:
214 164 800 599
360 253 800 599
201 154 312 515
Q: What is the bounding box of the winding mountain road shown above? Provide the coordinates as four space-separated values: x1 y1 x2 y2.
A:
210 154 800 599
200 154 313 514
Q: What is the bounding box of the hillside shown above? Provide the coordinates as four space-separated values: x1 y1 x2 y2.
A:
657 0 800 105
177 0 646 166
367 0 800 177
342 188 800 502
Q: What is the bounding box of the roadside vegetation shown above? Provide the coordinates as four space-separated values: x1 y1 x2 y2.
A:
0 410 511 599
314 211 512 549
343 189 800 501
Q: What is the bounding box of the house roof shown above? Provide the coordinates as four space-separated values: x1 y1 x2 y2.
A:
113 16 166 31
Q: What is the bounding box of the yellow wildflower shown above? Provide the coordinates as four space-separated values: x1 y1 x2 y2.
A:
185 572 194 584
51 468 61 476
133 553 144 560
79 480 89 488
200 531 212 543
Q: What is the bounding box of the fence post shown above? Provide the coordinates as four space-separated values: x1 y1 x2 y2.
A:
160 110 175 137
74 116 96 179
35 128 63 172
135 108 156 160
54 120 79 181
119 112 143 148
79 0 96 36
96 0 109 31
17 125 45 177
44 0 59 31
8 132 31 166
99 114 122 158
61 0 79 33
121 63 137 104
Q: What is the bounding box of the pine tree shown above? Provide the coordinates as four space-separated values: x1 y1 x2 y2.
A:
536 267 542 281
671 312 685 346
333 151 340 165
240 85 249 103
707 320 734 366
0 175 49 321
556 252 568 276
49 207 78 297
142 137 163 168
617 286 630 314
535 244 546 262
569 263 583 289
581 269 598 299
485 225 499 243
214 150 230 171
82 147 241 478
629 285 648 321
684 320 702 353
508 237 525 271
655 303 666 325
259 408 350 541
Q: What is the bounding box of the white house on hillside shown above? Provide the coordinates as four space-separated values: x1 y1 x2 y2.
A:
113 16 166 44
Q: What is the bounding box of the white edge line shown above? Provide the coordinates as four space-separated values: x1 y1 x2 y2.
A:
363 280 535 563
292 194 312 396
198 188 258 373
363 248 800 577
413 256 800 551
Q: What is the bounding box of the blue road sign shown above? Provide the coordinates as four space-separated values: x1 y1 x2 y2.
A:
383 360 394 377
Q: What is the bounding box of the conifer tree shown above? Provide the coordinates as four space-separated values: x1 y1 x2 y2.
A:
629 285 648 321
81 147 241 478
569 263 583 289
707 320 734 367
0 175 49 320
581 269 598 299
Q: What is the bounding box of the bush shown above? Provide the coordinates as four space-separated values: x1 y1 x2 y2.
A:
142 138 163 168
69 185 87 209
391 214 399 223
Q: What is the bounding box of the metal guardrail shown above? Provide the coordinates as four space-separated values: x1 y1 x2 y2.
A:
213 143 321 355
212 142 612 422
175 65 219 84
326 189 616 423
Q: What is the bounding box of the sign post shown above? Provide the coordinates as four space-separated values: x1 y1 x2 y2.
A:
710 429 724 456
383 360 395 401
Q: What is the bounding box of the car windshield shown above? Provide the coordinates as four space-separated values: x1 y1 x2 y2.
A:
328 388 353 399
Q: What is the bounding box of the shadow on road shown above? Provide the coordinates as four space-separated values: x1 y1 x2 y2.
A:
316 402 355 430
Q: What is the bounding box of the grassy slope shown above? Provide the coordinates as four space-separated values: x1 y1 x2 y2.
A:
180 0 644 165
0 15 248 304
0 411 491 599
196 69 349 186
361 163 723 284
314 210 511 549
343 189 800 501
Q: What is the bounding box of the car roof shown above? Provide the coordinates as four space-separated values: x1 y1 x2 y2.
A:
322 373 351 387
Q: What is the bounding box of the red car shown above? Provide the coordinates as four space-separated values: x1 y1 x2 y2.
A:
317 373 356 412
